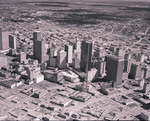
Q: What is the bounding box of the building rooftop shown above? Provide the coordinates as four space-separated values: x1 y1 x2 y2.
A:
107 54 124 61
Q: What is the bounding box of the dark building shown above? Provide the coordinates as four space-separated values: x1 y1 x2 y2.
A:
129 63 143 80
34 40 46 63
106 55 124 86
33 31 48 63
9 34 16 49
33 31 42 58
65 44 73 64
80 41 92 72
143 66 150 79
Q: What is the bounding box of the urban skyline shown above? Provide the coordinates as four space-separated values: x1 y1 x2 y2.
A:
0 0 150 120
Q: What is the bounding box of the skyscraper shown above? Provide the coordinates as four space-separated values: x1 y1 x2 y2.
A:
0 28 9 50
33 31 47 63
34 40 47 63
143 66 150 79
129 63 141 80
76 40 81 52
124 54 132 73
106 55 124 86
95 59 106 77
65 44 73 64
33 31 42 57
137 53 145 62
9 34 16 49
94 48 106 58
57 50 67 69
80 41 92 72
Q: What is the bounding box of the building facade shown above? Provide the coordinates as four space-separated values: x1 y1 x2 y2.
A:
80 41 92 72
0 28 9 50
106 55 124 86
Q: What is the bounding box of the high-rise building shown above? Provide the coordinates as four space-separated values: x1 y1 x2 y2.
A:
9 34 16 49
106 55 124 86
73 56 80 69
49 57 57 67
94 48 106 58
80 41 92 72
0 28 9 50
34 40 47 63
124 53 131 71
124 60 132 73
49 47 55 58
129 62 144 80
33 31 42 57
137 53 145 62
129 63 140 79
76 40 81 52
124 53 131 60
95 59 106 77
143 66 150 79
65 44 73 64
143 82 150 93
33 31 48 63
57 50 67 69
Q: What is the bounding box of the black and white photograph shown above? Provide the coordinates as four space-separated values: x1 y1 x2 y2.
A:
0 0 150 120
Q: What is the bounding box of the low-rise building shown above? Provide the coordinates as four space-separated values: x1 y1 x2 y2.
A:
0 79 22 88
70 91 91 102
43 70 63 83
101 87 118 95
61 70 80 83
50 98 72 107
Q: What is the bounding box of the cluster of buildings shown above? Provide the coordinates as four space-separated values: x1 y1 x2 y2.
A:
0 27 150 120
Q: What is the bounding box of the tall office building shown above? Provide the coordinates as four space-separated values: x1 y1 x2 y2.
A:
95 59 106 77
76 40 81 52
9 34 16 49
143 82 150 93
57 50 67 69
94 48 106 58
33 31 48 63
49 47 55 58
124 60 132 73
80 41 92 72
143 66 150 79
65 44 73 64
33 31 42 57
34 40 47 63
0 28 9 50
124 54 132 73
129 63 140 79
106 55 124 86
137 53 145 62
